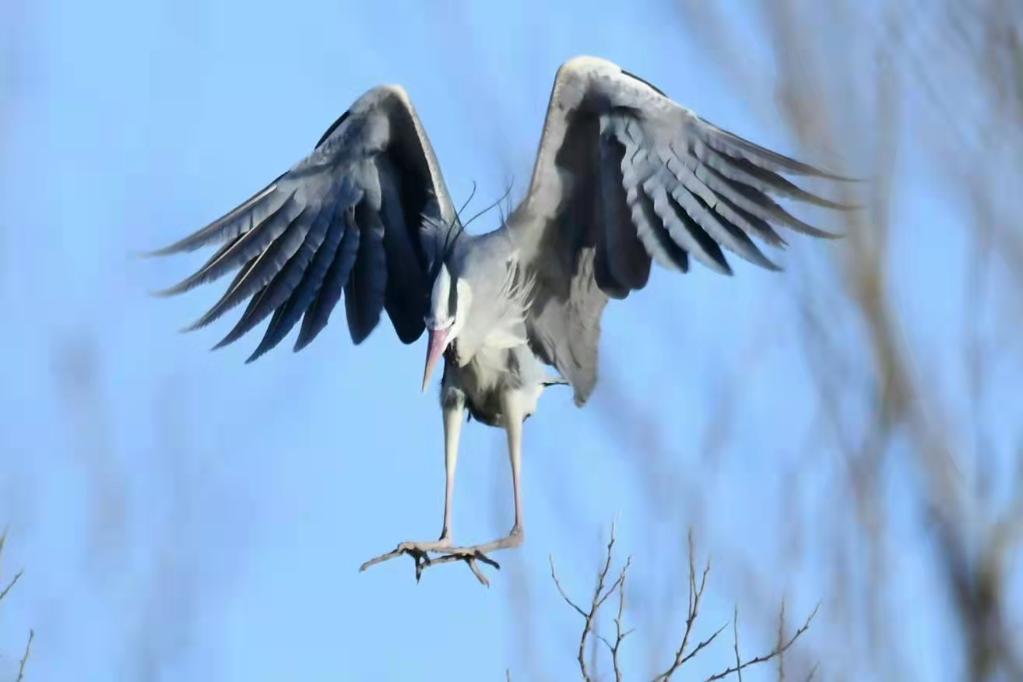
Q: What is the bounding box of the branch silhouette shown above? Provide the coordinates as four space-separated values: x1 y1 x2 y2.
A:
552 526 818 681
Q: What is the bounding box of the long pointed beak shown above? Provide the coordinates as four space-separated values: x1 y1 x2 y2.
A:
421 327 449 392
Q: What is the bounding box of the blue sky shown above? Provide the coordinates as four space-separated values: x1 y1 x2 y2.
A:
1 1 1013 680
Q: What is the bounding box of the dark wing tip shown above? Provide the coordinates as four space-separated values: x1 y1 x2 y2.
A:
140 241 190 259
792 221 844 239
210 326 244 351
830 173 867 183
348 325 372 345
150 281 192 298
150 270 210 298
803 195 861 211
292 333 315 353
136 247 170 260
799 166 860 182
143 235 213 261
245 346 269 363
141 238 205 258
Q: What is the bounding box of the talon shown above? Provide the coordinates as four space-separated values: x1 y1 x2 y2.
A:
361 532 521 585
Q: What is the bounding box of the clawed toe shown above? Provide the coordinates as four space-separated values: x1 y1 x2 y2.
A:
359 534 522 587
359 539 449 581
397 538 452 553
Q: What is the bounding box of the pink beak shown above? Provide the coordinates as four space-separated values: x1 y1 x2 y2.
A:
421 327 449 392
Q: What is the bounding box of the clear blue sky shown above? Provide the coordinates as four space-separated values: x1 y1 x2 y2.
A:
0 1 997 680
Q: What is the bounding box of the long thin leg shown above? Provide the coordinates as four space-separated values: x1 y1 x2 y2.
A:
443 390 526 553
360 388 529 586
358 386 464 576
439 392 465 542
503 392 525 542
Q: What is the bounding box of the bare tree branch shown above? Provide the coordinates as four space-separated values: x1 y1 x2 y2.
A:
16 629 33 682
550 523 632 681
1 528 31 681
654 531 721 681
705 604 820 682
554 527 817 681
0 569 22 603
777 600 787 682
733 607 743 682
608 560 632 682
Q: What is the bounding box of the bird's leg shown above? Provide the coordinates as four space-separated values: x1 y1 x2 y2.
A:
429 391 527 574
359 388 466 579
438 388 465 544
360 388 528 587
504 389 525 541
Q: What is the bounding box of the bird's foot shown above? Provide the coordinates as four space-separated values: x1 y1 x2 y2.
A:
358 538 453 582
359 529 523 587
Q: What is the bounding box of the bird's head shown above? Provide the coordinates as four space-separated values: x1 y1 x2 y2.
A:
421 262 471 391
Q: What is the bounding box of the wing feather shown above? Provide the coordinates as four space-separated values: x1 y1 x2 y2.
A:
153 84 457 361
646 172 731 274
156 191 300 296
213 179 357 349
513 56 850 403
696 142 850 209
295 205 362 350
377 156 428 342
147 180 283 256
343 207 387 344
598 130 651 292
247 196 354 361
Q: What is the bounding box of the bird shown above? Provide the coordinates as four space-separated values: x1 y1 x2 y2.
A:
152 56 847 584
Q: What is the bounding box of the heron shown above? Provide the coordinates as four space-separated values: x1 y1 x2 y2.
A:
153 56 847 584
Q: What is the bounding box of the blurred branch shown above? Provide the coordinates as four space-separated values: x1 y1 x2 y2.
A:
0 529 18 602
16 630 33 682
1 528 31 681
662 0 1023 678
0 569 21 602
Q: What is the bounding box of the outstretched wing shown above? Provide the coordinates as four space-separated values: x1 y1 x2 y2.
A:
153 85 458 361
512 56 848 404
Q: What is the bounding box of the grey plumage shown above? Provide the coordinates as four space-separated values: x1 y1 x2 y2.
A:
153 57 848 576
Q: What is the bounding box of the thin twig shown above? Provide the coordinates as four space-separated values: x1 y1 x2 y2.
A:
554 527 819 681
777 600 787 682
550 556 588 618
16 629 33 682
550 523 633 682
0 569 22 603
705 604 820 681
609 558 632 682
654 530 716 680
733 606 743 682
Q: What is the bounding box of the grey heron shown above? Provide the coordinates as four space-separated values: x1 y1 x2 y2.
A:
153 56 847 584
